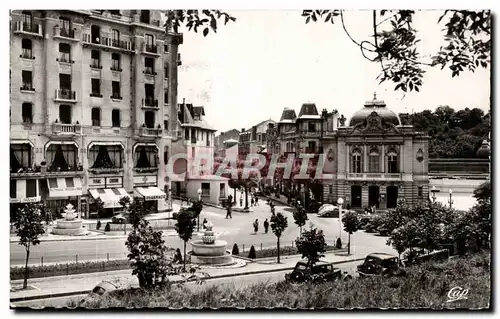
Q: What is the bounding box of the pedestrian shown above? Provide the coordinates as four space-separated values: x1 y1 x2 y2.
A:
255 197 259 206
251 197 255 207
226 204 232 219
227 194 233 207
240 196 243 207
202 218 208 228
253 219 259 234
264 218 269 234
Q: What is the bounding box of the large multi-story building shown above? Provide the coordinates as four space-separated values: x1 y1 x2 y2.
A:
10 10 183 217
214 129 240 157
270 95 430 210
238 119 275 156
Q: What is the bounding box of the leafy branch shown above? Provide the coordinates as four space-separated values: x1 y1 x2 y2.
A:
164 10 236 37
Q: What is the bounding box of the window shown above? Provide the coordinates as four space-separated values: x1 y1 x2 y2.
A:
59 17 72 37
308 141 316 153
59 105 71 124
112 81 121 98
387 149 399 173
351 149 362 173
140 10 150 24
91 50 100 68
134 146 158 168
368 148 380 173
185 128 190 139
145 34 154 51
201 183 210 196
91 78 101 96
164 88 169 104
91 25 100 43
145 57 154 74
46 144 78 171
112 29 120 42
22 70 33 90
164 120 169 131
111 53 121 71
89 145 123 168
59 74 71 91
22 103 32 123
112 109 120 127
109 10 121 16
145 83 154 98
164 44 169 53
144 111 155 128
91 108 101 126
220 183 225 197
308 122 316 132
58 43 71 62
418 186 423 197
163 146 169 165
21 39 32 59
22 11 32 27
191 147 195 158
164 62 169 79
11 143 32 170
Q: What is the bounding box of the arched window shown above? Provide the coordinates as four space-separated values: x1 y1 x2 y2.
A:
21 39 32 59
22 103 32 123
387 148 399 173
91 107 101 126
368 147 380 173
351 148 362 173
112 109 120 127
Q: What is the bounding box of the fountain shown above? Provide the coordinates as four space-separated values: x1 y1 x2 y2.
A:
188 223 233 265
52 203 88 236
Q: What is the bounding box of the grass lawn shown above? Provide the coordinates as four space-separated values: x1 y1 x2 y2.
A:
75 251 490 309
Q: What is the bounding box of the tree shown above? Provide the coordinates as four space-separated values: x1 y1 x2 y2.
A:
191 199 203 232
13 203 45 289
95 197 104 221
118 196 132 235
248 245 257 259
474 181 491 201
295 226 327 271
342 211 360 255
302 10 490 92
293 204 308 236
164 10 236 36
175 209 196 271
270 212 288 263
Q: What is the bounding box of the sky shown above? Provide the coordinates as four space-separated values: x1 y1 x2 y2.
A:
177 10 491 133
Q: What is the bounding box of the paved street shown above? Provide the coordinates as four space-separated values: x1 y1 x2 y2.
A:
11 260 361 308
10 199 395 266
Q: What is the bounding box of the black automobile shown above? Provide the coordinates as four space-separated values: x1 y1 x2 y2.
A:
357 253 406 277
285 261 352 284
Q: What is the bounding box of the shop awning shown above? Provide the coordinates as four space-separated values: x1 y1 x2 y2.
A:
10 179 41 203
89 188 131 209
47 177 83 198
134 186 166 201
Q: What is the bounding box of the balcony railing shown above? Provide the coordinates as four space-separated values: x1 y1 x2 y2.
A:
53 26 78 41
52 122 82 135
346 173 402 180
144 68 156 75
142 98 158 108
20 49 34 59
90 59 102 69
139 127 162 137
13 21 43 37
20 84 35 92
142 43 159 55
82 33 135 53
111 94 122 100
57 55 74 63
55 89 77 102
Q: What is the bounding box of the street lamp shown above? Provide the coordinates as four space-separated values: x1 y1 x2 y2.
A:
337 197 344 242
124 202 130 235
197 188 202 232
448 189 453 209
430 186 439 203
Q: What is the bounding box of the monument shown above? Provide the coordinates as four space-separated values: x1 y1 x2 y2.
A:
188 223 233 265
52 203 88 236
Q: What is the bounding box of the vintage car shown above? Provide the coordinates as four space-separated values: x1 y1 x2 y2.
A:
357 253 405 277
285 260 352 284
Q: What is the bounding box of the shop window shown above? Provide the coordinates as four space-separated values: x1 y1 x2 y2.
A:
89 145 123 169
46 144 78 171
10 143 32 170
134 146 158 168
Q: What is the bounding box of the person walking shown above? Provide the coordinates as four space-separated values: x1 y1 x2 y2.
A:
226 203 232 219
202 218 208 229
264 218 269 234
240 195 243 207
250 197 255 207
255 197 259 206
253 219 259 234
227 194 233 207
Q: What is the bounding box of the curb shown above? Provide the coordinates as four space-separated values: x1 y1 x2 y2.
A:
10 231 182 243
10 258 363 303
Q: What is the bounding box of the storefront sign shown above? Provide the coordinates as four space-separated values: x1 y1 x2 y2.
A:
106 177 123 188
133 175 157 186
88 177 105 189
144 195 165 200
10 196 41 204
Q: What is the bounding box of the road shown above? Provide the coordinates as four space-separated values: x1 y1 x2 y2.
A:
11 260 360 308
11 201 395 266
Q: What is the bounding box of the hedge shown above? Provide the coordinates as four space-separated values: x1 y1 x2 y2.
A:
236 245 339 259
10 259 130 280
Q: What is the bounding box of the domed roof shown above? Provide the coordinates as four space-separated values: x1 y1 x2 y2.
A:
349 93 401 127
279 108 297 123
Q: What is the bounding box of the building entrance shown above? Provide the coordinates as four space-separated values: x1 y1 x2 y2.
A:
387 185 398 208
351 185 362 208
368 185 380 208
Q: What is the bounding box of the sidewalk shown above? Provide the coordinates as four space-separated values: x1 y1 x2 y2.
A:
10 251 363 302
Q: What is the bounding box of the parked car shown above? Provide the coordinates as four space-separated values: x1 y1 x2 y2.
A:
357 253 405 277
317 204 340 218
111 213 126 224
79 280 119 305
285 261 352 284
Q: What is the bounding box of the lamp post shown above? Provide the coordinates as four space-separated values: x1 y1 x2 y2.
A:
448 189 453 209
337 197 344 242
197 188 202 232
430 186 438 203
124 202 130 235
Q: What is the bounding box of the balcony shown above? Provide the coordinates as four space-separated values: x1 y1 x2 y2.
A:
52 122 82 135
56 56 74 64
142 98 158 109
82 33 135 54
20 84 35 92
55 89 77 103
90 92 103 98
88 167 124 175
133 167 159 174
53 26 79 42
11 167 84 179
20 50 34 59
304 147 318 154
346 173 402 181
132 15 162 28
90 61 102 69
143 68 157 76
13 21 43 38
111 94 122 100
300 130 321 138
138 127 162 138
141 43 160 56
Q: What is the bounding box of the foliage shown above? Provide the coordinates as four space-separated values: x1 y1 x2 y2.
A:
302 10 490 93
81 252 490 309
342 211 360 234
175 209 196 270
231 243 239 255
164 10 236 36
236 245 338 259
270 212 288 263
473 181 491 201
104 223 111 232
293 205 308 234
336 238 342 249
248 245 257 259
13 203 46 288
295 226 327 269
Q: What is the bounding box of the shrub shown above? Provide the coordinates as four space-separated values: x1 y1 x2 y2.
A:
248 245 257 259
232 243 240 255
96 220 102 230
104 223 111 232
336 238 342 249
172 212 179 220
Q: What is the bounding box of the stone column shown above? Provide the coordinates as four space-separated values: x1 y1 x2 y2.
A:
363 144 368 172
381 144 385 173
